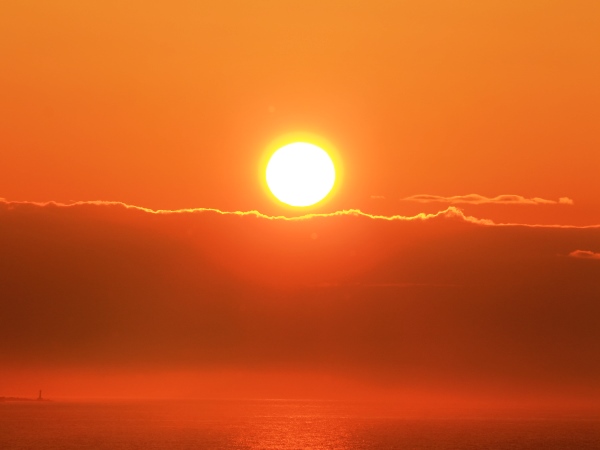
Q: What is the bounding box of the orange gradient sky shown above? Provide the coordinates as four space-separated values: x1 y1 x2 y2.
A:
1 1 599 222
1 1 599 408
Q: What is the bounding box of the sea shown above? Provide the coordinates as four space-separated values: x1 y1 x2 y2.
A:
1 399 599 449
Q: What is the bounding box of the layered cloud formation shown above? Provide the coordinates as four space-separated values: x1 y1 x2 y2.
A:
402 194 574 205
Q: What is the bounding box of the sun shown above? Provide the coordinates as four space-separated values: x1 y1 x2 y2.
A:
266 142 336 207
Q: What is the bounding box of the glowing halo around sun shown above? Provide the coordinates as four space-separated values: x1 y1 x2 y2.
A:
266 142 336 207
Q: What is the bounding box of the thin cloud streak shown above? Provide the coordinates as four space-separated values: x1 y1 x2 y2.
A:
569 250 600 260
402 194 574 206
0 199 465 222
312 282 461 288
1 199 598 228
359 282 461 288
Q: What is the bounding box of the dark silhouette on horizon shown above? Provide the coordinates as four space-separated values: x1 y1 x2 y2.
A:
0 391 50 402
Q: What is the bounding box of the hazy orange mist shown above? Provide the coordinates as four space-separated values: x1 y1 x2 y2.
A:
1 201 599 407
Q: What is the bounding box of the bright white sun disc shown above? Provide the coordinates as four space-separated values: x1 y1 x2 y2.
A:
266 142 336 207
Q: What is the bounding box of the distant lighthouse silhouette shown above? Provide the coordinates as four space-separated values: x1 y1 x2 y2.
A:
37 390 42 401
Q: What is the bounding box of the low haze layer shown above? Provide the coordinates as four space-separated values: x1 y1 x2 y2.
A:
2 200 598 410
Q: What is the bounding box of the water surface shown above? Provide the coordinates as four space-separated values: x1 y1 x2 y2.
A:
1 400 599 449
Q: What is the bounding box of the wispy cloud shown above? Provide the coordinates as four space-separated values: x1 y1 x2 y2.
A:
558 197 574 205
359 282 460 288
0 199 477 222
1 199 597 229
568 250 600 260
402 194 573 206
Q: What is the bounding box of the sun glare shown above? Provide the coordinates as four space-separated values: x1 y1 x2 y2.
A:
266 142 336 207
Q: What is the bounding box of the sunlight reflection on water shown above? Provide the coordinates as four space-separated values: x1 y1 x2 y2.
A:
1 400 599 449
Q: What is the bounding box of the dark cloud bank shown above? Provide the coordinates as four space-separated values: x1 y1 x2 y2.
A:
1 201 599 407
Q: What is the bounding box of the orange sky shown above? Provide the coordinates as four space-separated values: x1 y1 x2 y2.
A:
1 2 599 409
1 1 599 222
